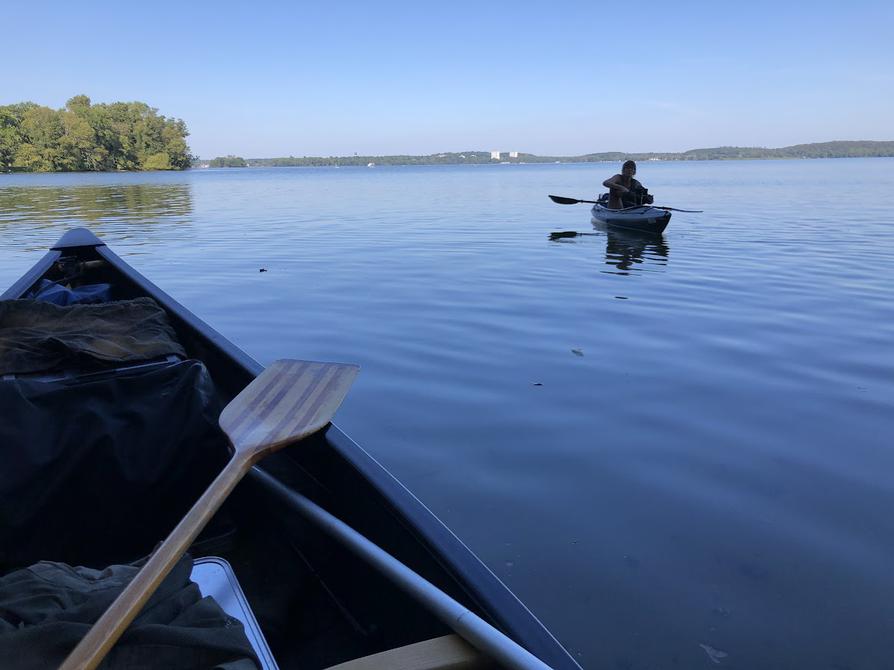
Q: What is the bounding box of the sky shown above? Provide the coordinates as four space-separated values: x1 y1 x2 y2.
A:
3 0 892 158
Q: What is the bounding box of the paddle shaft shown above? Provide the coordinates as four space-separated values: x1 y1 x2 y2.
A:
548 195 701 212
60 454 251 670
251 467 557 670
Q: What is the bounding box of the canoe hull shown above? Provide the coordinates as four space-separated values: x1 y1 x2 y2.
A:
591 203 671 234
2 228 582 670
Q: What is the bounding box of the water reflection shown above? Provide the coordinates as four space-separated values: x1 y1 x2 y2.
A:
601 223 669 275
549 222 670 276
0 184 193 250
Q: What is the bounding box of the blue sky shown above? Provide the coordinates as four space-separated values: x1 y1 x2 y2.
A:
3 1 892 157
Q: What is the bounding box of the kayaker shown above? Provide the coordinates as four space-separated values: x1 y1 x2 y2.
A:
602 160 651 209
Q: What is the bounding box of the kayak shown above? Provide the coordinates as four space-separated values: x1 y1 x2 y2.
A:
591 202 671 234
0 228 580 670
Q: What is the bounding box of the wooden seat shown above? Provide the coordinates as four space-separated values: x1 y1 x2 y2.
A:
324 634 493 670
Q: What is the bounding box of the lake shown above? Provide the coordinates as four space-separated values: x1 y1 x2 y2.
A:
2 159 893 669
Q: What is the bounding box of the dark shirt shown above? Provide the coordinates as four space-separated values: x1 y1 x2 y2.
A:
605 175 644 209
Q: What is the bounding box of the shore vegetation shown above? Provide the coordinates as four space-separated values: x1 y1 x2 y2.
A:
208 156 248 168
0 96 192 172
196 141 894 168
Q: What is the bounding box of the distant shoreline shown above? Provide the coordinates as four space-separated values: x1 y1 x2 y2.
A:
198 141 894 169
3 140 892 174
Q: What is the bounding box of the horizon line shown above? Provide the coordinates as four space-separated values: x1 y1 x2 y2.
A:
199 139 894 161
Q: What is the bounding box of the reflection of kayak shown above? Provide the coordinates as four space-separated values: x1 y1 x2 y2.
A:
591 203 671 234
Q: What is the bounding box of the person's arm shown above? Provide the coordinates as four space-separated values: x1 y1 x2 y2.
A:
602 174 629 192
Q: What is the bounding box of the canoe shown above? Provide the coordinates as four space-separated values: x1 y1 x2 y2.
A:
0 228 581 670
591 202 671 234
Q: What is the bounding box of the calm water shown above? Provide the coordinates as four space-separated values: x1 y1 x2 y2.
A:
2 160 893 669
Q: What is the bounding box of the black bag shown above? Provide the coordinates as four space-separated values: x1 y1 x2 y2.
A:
0 360 228 571
621 186 653 207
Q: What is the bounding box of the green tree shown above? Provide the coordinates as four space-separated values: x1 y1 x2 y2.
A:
0 96 194 172
0 105 28 171
143 152 172 170
16 105 64 171
65 95 92 114
209 155 247 167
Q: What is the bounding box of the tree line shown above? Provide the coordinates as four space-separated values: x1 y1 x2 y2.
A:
208 155 247 167
200 152 501 167
574 141 894 162
199 141 894 168
0 96 192 172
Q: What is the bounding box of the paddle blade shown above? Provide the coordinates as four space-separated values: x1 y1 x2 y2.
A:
220 359 359 457
548 194 581 205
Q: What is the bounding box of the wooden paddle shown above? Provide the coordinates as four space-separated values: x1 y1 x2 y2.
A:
60 359 359 670
548 194 703 213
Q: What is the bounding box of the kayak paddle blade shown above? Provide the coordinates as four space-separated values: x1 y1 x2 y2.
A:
548 195 581 205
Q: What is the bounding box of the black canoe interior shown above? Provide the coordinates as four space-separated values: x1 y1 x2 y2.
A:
1 231 580 670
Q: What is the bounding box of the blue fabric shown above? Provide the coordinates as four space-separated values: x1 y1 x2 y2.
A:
31 279 112 305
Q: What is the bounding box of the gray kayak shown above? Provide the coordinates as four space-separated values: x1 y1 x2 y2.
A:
591 203 671 234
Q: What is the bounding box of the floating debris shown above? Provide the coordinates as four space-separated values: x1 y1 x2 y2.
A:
699 643 728 664
571 348 584 356
259 268 268 273
532 382 543 386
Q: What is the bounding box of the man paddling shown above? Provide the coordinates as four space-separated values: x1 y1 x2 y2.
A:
602 160 653 209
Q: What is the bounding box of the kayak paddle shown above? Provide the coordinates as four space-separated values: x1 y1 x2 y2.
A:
548 194 703 213
61 359 359 670
549 194 598 205
650 206 702 213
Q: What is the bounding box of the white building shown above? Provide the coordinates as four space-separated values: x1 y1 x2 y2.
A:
509 151 518 158
490 150 501 160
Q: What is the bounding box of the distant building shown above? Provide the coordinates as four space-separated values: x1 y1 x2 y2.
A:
509 151 518 159
490 150 501 160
